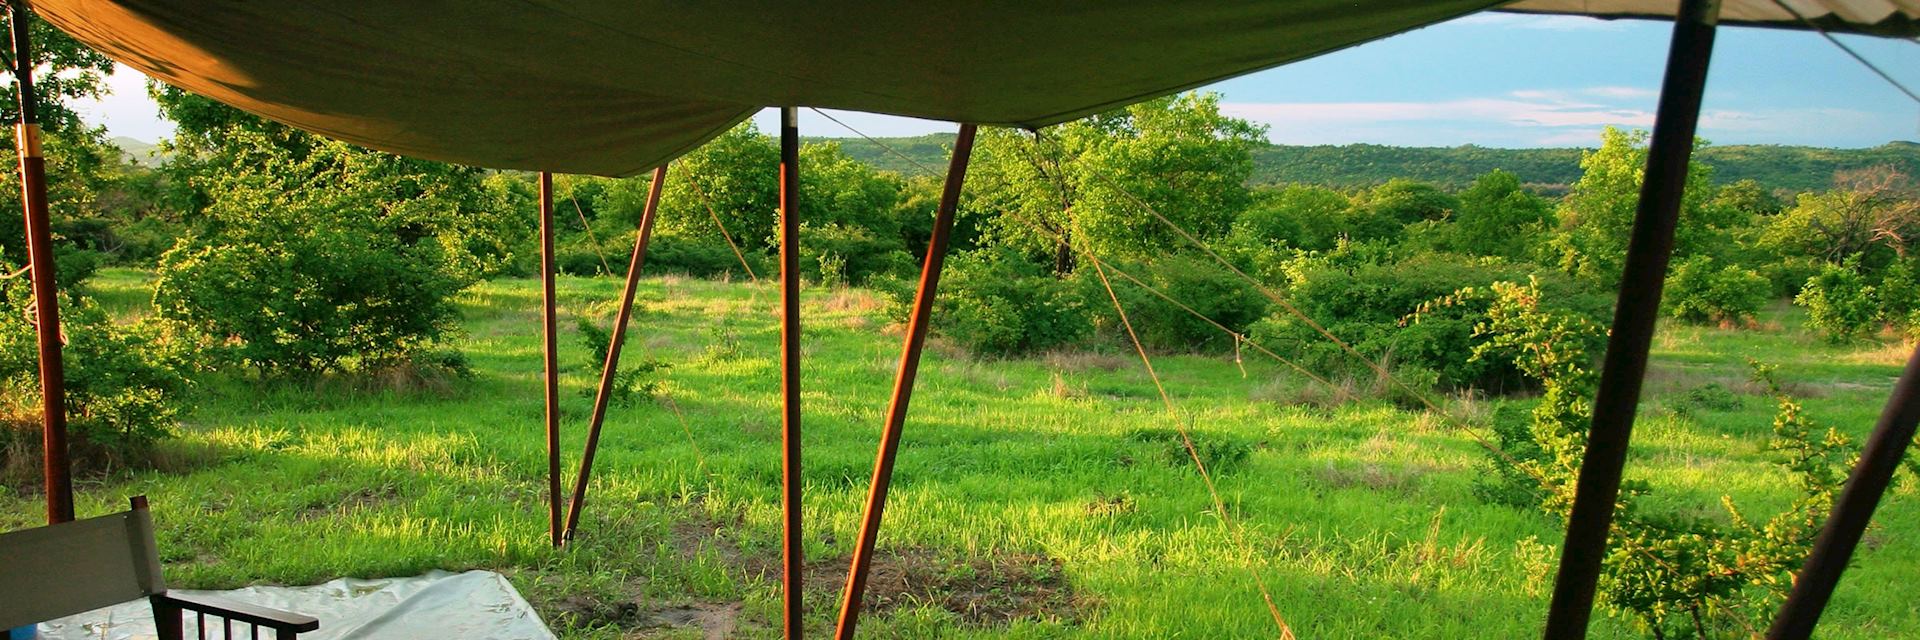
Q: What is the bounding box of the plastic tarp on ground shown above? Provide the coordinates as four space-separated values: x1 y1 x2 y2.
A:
27 1 1920 178
36 570 554 640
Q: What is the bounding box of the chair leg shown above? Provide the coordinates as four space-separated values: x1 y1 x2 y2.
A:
150 594 184 640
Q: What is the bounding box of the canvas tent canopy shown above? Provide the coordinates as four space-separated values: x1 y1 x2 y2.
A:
24 1 1920 177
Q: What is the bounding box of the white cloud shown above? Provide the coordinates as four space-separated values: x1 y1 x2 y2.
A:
1221 89 1890 148
1583 86 1658 99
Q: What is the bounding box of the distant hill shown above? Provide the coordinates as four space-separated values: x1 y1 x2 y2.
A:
110 136 165 167
817 133 1920 195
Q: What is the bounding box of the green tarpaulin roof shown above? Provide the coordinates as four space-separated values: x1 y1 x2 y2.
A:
28 1 1919 177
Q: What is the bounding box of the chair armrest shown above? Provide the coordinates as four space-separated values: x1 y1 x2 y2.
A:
153 592 319 633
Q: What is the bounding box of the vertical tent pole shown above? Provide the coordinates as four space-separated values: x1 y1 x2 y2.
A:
1542 0 1720 636
778 106 804 640
833 124 977 639
1766 345 1920 639
539 171 563 548
7 0 73 525
563 164 669 542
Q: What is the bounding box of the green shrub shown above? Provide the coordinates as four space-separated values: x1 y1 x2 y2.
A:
1795 258 1879 343
800 222 911 286
1251 252 1605 392
645 230 768 279
1473 281 1872 637
931 249 1090 357
2 264 186 478
1876 257 1920 326
1758 256 1824 299
574 316 669 406
1125 427 1252 473
1079 254 1268 353
153 140 478 376
1665 256 1770 326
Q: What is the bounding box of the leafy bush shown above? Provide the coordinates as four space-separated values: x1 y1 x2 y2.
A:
2 265 186 479
1876 257 1920 329
1252 252 1605 392
1126 427 1252 473
574 316 669 406
1079 254 1268 353
930 249 1091 357
645 229 769 279
800 222 912 286
1665 256 1770 326
153 136 479 376
1795 258 1879 343
1472 285 1882 637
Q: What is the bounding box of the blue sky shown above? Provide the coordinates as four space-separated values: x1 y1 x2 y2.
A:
80 13 1918 149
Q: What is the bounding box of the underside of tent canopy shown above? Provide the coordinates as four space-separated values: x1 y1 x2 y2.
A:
29 1 1915 177
1504 0 1920 37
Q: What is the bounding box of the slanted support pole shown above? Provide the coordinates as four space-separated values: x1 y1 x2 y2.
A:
833 124 977 639
563 164 669 543
777 106 804 640
539 170 562 548
1766 345 1920 639
8 0 72 525
1543 0 1720 636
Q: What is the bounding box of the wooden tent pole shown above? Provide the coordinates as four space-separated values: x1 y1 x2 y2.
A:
563 164 669 543
539 171 563 548
1766 345 1920 639
1542 0 1720 636
833 124 977 639
778 106 804 640
8 0 73 525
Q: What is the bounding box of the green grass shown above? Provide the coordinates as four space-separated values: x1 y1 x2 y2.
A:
4 271 1916 639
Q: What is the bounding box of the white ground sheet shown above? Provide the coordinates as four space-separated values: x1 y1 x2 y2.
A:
36 570 554 640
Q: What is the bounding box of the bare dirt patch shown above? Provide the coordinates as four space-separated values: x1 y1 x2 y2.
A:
806 547 1080 627
668 511 1081 628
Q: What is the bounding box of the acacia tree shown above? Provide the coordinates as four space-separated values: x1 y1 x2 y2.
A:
1760 166 1920 269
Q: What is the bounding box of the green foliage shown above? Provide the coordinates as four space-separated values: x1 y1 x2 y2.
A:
1 262 185 475
1878 258 1920 334
1795 258 1880 343
1442 170 1553 259
1760 180 1919 270
1254 253 1604 392
0 11 115 134
152 130 482 375
573 317 668 407
1665 256 1770 326
1553 127 1727 282
828 134 1919 195
969 93 1263 267
651 123 779 276
1357 178 1458 225
932 249 1091 356
1712 179 1785 217
1473 286 1877 636
1125 427 1252 474
1080 254 1268 354
1228 184 1359 253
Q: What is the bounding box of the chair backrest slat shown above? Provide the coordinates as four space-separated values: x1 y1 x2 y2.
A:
0 507 168 630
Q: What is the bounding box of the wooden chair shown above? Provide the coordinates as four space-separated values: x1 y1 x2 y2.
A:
0 496 318 639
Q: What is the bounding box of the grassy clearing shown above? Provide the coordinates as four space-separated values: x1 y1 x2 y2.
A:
3 269 1916 638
